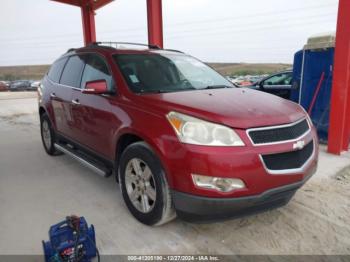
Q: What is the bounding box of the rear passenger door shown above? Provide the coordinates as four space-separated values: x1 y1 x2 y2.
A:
46 57 67 130
70 53 118 159
56 55 85 138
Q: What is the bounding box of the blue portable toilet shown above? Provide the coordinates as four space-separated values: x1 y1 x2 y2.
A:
291 33 335 143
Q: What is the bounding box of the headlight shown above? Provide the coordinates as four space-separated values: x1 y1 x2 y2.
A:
167 111 244 146
192 174 246 193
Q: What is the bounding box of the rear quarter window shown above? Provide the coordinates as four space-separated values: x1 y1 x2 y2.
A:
47 58 68 83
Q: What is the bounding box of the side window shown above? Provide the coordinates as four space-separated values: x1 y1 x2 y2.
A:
47 58 67 83
60 55 85 88
264 73 292 86
81 54 114 91
285 74 293 85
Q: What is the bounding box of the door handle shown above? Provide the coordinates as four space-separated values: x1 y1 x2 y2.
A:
50 92 57 98
71 99 80 105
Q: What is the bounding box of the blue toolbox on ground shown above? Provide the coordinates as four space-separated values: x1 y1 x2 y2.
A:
42 216 98 262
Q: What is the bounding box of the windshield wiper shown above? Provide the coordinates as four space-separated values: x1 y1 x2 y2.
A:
202 85 233 90
139 87 197 94
139 89 173 94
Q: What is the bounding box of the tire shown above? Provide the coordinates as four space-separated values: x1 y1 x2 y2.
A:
119 142 176 226
40 113 61 156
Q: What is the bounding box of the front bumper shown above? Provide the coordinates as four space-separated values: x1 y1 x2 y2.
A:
172 171 315 222
164 124 318 198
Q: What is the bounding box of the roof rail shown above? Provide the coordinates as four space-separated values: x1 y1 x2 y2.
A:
163 49 184 53
91 42 161 50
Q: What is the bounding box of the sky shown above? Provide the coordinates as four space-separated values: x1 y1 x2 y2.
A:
0 0 339 66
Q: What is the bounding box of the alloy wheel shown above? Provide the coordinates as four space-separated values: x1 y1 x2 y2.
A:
125 158 157 213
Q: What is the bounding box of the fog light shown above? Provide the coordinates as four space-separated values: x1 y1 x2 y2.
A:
191 174 246 193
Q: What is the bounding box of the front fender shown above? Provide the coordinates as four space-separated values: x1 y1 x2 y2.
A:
112 116 178 188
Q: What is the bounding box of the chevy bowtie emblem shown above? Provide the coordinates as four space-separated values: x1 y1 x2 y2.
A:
293 140 305 150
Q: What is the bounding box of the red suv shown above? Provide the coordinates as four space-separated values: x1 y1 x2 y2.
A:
38 42 318 225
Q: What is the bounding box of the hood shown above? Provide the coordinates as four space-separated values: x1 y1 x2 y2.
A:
141 88 306 129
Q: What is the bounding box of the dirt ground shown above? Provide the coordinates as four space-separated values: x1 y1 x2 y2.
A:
0 92 349 255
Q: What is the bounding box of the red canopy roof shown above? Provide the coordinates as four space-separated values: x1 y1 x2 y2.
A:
51 0 114 10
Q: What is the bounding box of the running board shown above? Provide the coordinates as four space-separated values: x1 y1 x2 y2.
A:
54 143 112 177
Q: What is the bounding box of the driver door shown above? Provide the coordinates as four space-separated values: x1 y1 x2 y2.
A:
70 53 118 159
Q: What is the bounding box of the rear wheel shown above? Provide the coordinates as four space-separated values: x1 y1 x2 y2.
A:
40 113 61 156
119 142 175 226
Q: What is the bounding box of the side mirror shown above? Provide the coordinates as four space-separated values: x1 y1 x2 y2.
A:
82 80 108 95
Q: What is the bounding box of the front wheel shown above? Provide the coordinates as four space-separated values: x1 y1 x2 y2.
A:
119 142 176 226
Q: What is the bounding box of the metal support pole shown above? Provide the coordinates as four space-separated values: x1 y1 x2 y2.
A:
328 0 350 154
81 2 96 46
146 0 163 48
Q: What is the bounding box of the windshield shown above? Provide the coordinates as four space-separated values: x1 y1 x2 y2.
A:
114 53 234 94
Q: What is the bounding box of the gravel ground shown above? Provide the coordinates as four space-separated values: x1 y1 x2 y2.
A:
0 92 349 255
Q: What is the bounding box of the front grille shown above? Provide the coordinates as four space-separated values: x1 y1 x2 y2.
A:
248 119 309 145
261 140 314 171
